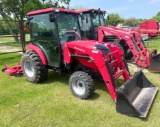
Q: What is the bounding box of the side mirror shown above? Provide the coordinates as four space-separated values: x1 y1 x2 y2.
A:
25 20 29 25
26 16 33 25
49 13 55 22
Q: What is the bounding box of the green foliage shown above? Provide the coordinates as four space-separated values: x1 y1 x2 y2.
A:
124 17 137 27
105 11 160 27
0 16 19 35
152 12 160 22
124 17 147 27
106 13 124 26
0 0 70 19
23 0 43 16
136 18 148 24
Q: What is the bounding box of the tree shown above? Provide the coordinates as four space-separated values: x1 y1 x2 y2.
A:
152 12 160 22
106 13 124 26
124 17 142 27
0 0 70 43
0 16 18 35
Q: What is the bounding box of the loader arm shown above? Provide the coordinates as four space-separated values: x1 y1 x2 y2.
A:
98 26 153 68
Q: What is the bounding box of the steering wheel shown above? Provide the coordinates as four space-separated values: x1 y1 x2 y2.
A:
60 31 80 44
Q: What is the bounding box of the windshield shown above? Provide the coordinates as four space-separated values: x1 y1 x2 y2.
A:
78 12 106 40
78 13 94 40
92 13 106 27
56 13 81 44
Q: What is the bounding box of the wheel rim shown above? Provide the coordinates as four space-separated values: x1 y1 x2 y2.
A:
24 60 35 77
72 79 85 95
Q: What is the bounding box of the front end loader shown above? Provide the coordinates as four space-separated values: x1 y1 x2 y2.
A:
98 26 160 72
77 8 160 73
22 8 158 117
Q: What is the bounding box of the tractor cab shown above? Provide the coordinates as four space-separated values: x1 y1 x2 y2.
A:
27 8 81 68
77 9 106 40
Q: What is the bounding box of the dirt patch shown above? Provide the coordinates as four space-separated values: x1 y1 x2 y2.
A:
0 46 21 53
0 42 22 53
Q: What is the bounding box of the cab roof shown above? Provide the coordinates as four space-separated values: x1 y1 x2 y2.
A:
76 8 105 13
27 8 77 16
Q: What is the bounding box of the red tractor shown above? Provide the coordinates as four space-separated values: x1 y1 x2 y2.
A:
77 8 160 72
139 20 160 37
22 8 158 117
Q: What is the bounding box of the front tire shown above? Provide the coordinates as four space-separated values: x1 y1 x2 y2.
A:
69 71 94 99
22 51 48 83
124 48 133 60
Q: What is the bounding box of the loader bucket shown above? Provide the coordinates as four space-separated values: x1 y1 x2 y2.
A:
148 53 160 72
116 70 158 117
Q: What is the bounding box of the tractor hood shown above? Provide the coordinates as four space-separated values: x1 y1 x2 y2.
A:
63 40 109 52
64 40 100 49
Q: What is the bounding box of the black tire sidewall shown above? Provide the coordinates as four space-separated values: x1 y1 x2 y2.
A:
22 51 48 83
69 71 94 99
22 54 37 82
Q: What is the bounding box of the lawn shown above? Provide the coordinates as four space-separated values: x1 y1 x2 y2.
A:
0 34 30 43
0 36 160 127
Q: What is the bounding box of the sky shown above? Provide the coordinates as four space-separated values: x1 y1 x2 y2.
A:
68 0 160 19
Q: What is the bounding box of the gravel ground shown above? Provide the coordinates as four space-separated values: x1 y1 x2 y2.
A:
127 59 149 73
0 42 22 53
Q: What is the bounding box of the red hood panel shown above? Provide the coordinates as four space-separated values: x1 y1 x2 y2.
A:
64 40 100 50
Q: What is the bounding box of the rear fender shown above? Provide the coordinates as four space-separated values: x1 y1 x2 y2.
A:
27 43 48 65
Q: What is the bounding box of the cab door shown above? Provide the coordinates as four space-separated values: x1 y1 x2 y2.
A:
30 13 61 68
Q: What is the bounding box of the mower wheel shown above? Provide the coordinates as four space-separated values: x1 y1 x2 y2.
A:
22 51 48 83
69 71 94 99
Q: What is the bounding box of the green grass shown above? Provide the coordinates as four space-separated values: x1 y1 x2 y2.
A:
0 37 160 127
144 36 160 50
0 34 30 43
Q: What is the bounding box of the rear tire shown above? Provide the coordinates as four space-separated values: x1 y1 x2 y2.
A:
22 51 48 83
69 71 94 99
